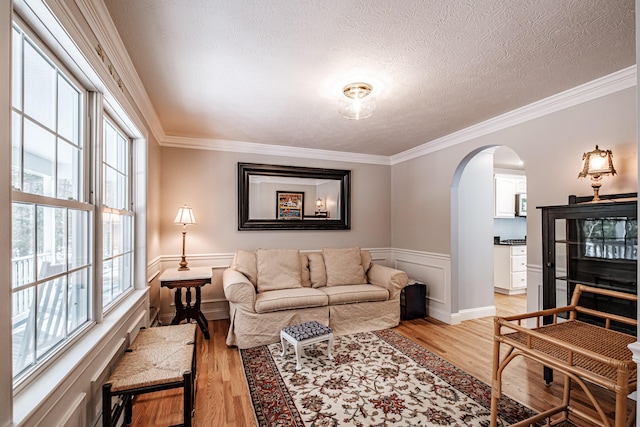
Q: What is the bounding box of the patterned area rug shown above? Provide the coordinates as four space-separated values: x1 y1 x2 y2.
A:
241 329 537 426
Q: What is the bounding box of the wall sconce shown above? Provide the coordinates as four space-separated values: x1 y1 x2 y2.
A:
578 145 616 202
338 82 375 120
174 204 196 270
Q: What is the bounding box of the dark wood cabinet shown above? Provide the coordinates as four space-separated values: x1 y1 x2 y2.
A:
539 193 637 335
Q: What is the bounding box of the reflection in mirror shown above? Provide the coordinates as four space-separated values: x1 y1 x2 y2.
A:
249 176 341 220
238 163 351 230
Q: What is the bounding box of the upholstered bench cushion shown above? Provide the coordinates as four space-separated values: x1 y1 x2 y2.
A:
255 288 328 313
320 284 389 305
107 324 196 393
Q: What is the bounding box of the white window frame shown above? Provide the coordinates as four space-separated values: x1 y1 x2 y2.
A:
10 19 94 385
4 1 148 423
9 15 145 389
101 115 135 311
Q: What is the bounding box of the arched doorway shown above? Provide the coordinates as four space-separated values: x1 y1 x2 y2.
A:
450 146 526 322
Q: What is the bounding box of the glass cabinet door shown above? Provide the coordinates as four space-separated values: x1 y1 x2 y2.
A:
581 217 637 261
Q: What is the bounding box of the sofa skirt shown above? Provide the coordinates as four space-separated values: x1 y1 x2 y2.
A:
227 295 402 349
226 304 330 349
328 297 400 336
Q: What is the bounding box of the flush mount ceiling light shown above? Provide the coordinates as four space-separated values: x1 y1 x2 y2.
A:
338 82 375 120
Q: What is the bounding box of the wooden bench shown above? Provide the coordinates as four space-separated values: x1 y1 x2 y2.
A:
490 285 637 427
102 323 197 427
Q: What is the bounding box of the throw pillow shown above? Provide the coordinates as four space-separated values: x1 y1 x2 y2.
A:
323 247 367 286
361 250 372 273
300 253 311 287
232 249 257 287
256 248 302 292
307 252 327 288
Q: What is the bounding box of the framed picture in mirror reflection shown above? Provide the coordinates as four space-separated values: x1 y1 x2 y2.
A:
277 191 304 220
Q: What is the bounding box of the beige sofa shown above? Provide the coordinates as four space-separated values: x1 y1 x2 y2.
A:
223 247 409 348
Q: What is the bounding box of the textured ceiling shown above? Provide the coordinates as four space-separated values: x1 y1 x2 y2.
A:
103 0 635 157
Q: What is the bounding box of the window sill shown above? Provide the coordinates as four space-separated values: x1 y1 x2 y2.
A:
12 288 148 425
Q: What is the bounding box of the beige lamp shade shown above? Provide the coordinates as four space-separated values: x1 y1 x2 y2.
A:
174 205 196 225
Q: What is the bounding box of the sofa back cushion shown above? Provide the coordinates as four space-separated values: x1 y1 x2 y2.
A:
232 249 258 287
307 252 327 288
323 247 368 286
361 250 372 273
300 253 311 287
256 248 302 292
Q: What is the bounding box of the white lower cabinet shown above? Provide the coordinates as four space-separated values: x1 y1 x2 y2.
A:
494 245 527 295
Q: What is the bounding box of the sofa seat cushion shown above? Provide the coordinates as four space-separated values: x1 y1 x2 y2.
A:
320 284 389 305
254 288 328 314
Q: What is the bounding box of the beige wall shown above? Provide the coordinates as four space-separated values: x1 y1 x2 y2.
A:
146 133 162 313
392 87 637 269
153 148 392 323
158 148 392 255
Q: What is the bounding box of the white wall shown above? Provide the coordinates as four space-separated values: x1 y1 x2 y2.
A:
453 150 495 314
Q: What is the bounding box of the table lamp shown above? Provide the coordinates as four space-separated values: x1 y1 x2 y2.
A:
578 145 616 202
174 204 196 270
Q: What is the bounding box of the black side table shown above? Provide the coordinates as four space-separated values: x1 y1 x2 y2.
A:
159 267 211 339
400 280 427 320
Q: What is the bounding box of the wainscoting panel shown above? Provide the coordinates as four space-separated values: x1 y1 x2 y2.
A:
152 249 453 324
89 337 127 420
391 249 452 324
55 393 86 427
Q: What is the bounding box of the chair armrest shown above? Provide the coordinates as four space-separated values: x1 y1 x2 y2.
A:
223 268 256 312
367 263 408 299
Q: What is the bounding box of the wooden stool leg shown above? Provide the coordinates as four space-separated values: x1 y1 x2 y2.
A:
562 374 571 422
124 394 133 425
102 383 112 427
184 371 193 427
616 372 630 427
490 320 501 427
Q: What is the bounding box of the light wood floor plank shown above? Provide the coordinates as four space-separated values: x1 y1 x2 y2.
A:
129 294 630 426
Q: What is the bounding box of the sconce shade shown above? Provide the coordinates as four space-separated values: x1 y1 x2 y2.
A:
338 82 375 120
174 205 197 225
578 145 616 202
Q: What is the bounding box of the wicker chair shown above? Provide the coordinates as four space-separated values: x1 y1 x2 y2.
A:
490 284 637 427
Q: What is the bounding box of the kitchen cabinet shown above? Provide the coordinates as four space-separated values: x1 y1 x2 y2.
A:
494 173 526 218
539 193 637 335
494 244 527 294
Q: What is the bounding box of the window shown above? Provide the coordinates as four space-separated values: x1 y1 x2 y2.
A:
11 24 91 381
102 118 134 308
10 20 138 384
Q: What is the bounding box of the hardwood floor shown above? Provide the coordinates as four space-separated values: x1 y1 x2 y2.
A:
129 294 630 426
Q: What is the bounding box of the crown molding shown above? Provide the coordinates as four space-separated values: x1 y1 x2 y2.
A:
161 135 391 165
74 0 165 144
390 65 637 165
69 2 636 166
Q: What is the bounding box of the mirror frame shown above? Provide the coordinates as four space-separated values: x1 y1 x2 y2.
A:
238 162 351 230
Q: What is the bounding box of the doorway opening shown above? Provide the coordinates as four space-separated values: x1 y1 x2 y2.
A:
450 146 526 322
